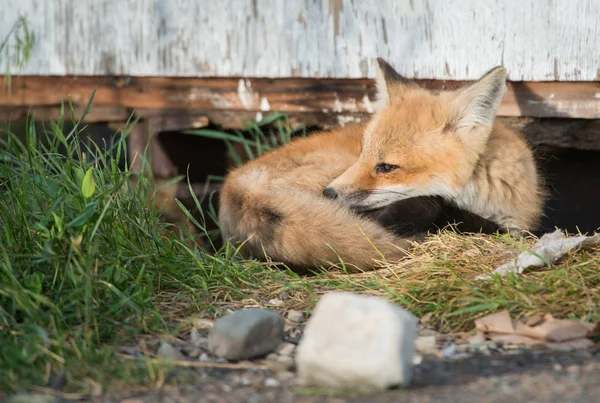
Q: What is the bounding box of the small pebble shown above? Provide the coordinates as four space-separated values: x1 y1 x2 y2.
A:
276 355 295 370
415 335 437 352
266 360 291 373
266 353 279 361
193 318 215 329
190 328 208 348
275 371 296 382
441 343 458 357
468 333 487 345
157 342 185 361
264 377 281 388
187 348 202 358
275 342 296 356
478 345 492 356
268 299 285 307
199 352 210 362
215 357 228 363
287 310 304 323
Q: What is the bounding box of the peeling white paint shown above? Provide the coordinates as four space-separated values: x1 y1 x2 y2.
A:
0 0 599 81
255 112 263 121
237 79 256 109
337 115 362 126
260 96 270 112
188 88 231 108
361 95 374 113
333 97 343 113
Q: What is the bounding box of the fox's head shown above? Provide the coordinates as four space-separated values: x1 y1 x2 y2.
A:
323 58 507 212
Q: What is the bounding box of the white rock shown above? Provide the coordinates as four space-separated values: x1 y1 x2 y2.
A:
295 292 418 391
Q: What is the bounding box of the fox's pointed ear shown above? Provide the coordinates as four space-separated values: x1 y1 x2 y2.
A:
374 58 411 111
452 67 507 130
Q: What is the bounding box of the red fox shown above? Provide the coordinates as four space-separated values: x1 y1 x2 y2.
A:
218 59 544 271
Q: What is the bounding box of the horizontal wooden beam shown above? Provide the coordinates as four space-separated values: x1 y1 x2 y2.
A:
0 76 599 121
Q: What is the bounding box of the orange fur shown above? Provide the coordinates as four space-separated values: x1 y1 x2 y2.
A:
219 59 544 270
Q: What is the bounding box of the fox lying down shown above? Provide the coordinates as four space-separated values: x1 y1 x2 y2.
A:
218 59 544 271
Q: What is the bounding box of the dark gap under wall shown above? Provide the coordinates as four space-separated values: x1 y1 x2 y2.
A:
156 128 600 236
535 146 600 234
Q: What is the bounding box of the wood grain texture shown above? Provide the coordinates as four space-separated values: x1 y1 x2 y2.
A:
1 76 599 120
1 0 599 80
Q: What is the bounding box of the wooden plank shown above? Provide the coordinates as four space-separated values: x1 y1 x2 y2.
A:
0 105 130 123
1 76 599 119
2 0 600 81
119 120 178 179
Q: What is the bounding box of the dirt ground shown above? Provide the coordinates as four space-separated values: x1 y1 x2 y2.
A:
13 347 596 403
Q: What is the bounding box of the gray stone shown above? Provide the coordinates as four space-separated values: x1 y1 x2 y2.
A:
296 292 418 391
208 309 284 360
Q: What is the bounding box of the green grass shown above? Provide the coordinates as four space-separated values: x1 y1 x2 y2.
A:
0 96 269 393
1 96 598 397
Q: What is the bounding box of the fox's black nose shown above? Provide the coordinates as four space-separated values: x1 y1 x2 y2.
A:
323 187 338 199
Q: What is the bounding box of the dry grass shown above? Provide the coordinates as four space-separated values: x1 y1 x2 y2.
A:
177 229 600 334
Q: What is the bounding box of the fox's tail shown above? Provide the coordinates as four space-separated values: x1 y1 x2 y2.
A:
218 167 414 271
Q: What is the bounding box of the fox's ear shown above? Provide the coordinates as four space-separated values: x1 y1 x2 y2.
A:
452 66 507 130
374 58 411 111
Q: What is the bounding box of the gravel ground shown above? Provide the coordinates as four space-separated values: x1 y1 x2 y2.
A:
10 347 598 403
4 305 598 403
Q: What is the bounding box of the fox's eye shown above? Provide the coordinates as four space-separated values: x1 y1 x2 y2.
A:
375 163 399 173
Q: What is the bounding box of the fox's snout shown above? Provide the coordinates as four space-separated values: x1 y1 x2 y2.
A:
322 187 338 200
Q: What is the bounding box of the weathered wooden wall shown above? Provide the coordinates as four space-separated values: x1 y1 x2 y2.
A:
1 0 599 81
